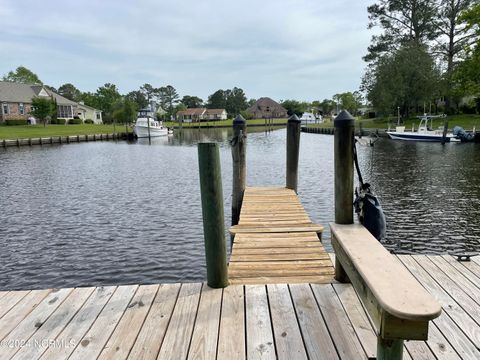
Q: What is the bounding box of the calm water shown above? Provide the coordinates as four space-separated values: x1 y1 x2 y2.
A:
0 128 479 290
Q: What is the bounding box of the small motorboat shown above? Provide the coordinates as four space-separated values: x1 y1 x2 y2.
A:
134 108 168 138
386 114 460 142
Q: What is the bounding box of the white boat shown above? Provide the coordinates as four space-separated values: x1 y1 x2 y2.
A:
134 109 168 138
386 114 460 142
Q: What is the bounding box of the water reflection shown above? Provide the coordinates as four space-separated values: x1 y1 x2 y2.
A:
0 127 479 290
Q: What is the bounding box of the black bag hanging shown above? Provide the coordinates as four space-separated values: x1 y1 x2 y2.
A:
353 140 386 241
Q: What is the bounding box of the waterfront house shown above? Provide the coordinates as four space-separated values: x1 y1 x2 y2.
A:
176 108 227 122
246 97 288 118
77 102 103 124
0 81 101 124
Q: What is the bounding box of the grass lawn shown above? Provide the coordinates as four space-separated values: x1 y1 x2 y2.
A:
0 124 131 140
307 114 480 131
164 118 288 128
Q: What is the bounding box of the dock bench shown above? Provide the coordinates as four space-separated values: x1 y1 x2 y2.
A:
330 223 442 360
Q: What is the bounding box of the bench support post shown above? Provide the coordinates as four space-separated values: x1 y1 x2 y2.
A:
377 338 403 360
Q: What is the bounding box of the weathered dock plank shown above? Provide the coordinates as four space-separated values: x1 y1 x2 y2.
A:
229 187 334 284
0 256 479 359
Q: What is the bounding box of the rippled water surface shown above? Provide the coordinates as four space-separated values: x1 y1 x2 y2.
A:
1 127 479 289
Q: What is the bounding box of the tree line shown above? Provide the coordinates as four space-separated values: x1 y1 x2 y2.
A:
2 66 367 122
362 0 480 118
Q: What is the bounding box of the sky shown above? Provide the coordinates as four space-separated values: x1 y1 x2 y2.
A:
0 0 375 102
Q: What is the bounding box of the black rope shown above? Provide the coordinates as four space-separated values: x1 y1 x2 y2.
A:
353 139 364 187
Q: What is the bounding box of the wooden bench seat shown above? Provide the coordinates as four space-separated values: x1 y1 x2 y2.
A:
330 223 442 360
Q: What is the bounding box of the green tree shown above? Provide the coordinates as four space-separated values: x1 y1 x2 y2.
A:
454 3 480 96
366 43 440 116
58 83 82 102
333 92 364 115
225 87 247 117
139 83 157 104
319 99 336 115
159 85 180 119
3 66 42 84
207 90 227 109
280 99 307 116
125 90 148 109
94 83 121 122
31 97 54 127
181 95 203 108
112 99 137 124
434 0 478 112
365 0 438 62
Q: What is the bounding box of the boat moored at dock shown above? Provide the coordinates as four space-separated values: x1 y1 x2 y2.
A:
134 108 168 138
387 114 460 142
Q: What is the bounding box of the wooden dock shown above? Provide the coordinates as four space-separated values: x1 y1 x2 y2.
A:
0 255 478 359
229 187 334 285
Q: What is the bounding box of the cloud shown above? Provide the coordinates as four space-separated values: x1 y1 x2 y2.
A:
0 0 374 101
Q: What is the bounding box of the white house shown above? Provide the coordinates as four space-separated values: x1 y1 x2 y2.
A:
77 102 103 124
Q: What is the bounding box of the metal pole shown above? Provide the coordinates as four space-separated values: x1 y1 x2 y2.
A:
231 115 247 227
198 142 229 288
286 114 301 192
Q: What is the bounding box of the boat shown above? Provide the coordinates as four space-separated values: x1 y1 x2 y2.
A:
386 114 460 142
134 108 168 138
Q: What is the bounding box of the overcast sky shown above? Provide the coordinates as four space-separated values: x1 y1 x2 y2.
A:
0 0 375 102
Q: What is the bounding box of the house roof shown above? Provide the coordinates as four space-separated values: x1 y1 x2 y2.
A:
205 108 226 115
247 97 287 113
0 81 76 106
78 102 101 112
177 108 207 116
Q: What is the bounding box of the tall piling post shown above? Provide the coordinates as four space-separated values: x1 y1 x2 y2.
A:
231 115 247 227
441 118 449 145
286 114 301 193
334 110 355 282
198 142 229 288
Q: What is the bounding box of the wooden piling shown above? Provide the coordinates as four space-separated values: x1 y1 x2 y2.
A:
198 143 229 288
333 110 355 282
231 115 247 227
441 119 448 145
334 110 354 224
286 114 301 193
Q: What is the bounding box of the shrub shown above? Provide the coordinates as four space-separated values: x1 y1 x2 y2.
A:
6 119 28 126
50 118 66 125
84 119 94 124
68 119 83 124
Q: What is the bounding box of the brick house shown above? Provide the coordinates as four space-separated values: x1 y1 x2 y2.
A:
0 81 86 123
246 97 287 118
176 108 227 122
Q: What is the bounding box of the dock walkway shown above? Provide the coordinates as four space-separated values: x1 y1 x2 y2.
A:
229 187 334 285
0 255 479 359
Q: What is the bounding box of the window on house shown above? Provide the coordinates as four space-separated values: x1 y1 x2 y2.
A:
96 113 101 120
58 105 73 119
2 104 9 115
19 103 24 115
